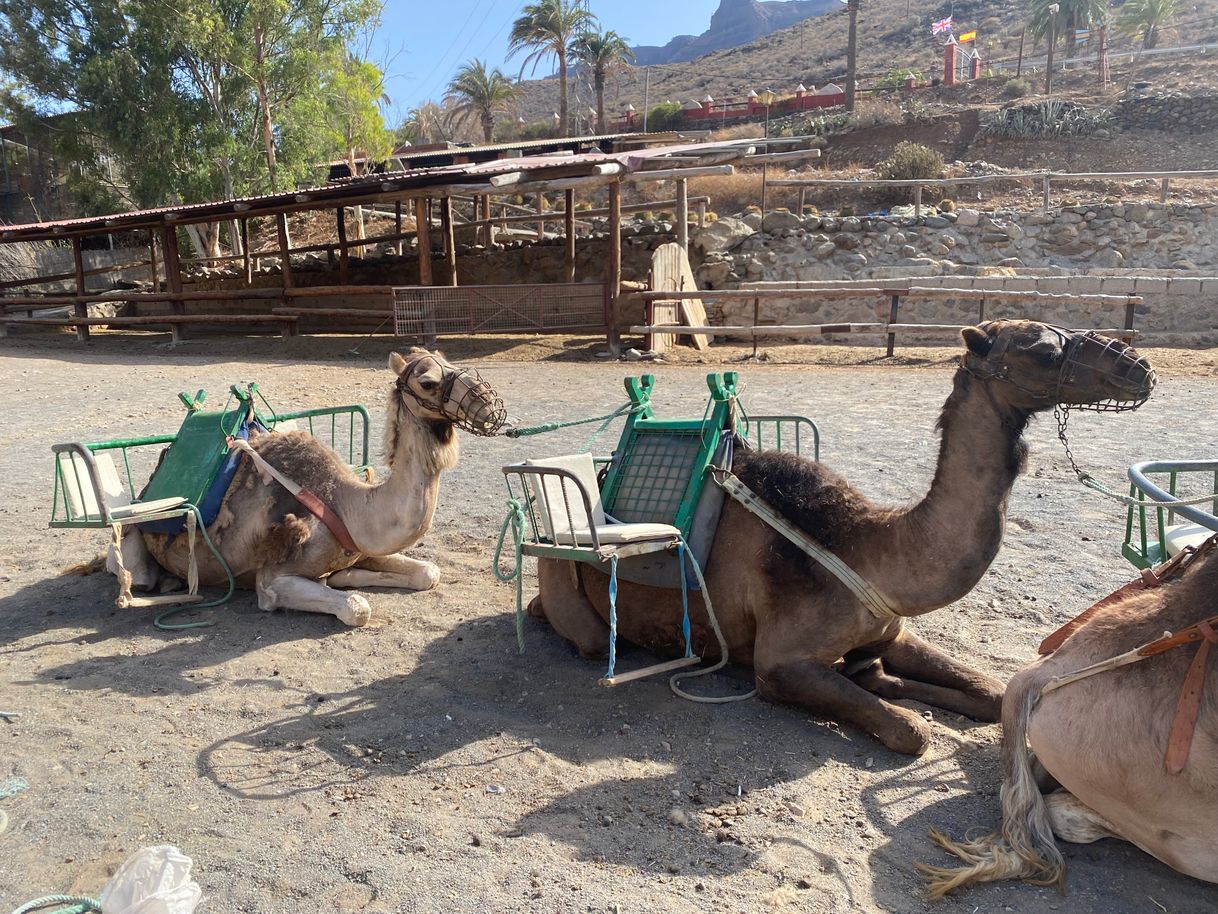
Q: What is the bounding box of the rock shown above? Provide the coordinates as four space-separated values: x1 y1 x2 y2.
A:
923 215 951 228
1174 259 1199 271
696 260 733 287
832 233 858 251
1089 248 1125 267
840 217 862 233
800 215 822 231
693 216 754 254
899 245 918 257
955 208 981 227
998 257 1025 268
813 242 837 260
929 243 950 257
742 212 763 231
762 210 802 234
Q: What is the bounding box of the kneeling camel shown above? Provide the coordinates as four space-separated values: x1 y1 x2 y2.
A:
528 321 1155 754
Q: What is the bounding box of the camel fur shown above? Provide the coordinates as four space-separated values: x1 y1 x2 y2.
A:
527 321 1156 755
116 348 500 626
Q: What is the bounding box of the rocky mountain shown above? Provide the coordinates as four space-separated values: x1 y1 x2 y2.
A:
632 0 842 66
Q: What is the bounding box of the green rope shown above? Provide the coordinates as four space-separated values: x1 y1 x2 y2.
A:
493 499 528 653
9 895 101 914
153 506 237 631
504 403 640 443
1078 472 1218 509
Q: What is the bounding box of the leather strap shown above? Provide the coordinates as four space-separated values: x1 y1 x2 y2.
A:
293 487 361 554
1165 619 1218 775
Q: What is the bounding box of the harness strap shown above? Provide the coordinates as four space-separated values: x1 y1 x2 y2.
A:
712 469 901 622
1166 620 1218 775
228 438 361 554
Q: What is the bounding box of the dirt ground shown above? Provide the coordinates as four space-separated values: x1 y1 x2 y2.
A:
2 331 1217 914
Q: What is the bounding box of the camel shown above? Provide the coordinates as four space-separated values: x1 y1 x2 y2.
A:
923 535 1218 896
114 348 505 626
527 320 1156 755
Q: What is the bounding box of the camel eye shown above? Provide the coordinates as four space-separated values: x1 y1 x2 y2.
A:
419 379 438 392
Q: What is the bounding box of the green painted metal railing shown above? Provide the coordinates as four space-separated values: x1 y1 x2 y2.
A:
1122 460 1218 570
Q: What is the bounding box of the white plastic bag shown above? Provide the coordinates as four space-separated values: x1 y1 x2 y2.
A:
98 845 202 914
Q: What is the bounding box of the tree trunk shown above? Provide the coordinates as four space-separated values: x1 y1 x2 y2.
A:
558 49 569 135
595 70 606 133
1145 26 1160 50
845 0 859 112
482 111 494 143
254 25 278 189
1065 12 1078 59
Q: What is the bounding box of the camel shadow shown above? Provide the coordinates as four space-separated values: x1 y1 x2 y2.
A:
190 610 998 884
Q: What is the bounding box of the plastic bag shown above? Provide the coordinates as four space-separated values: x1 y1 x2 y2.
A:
98 845 202 914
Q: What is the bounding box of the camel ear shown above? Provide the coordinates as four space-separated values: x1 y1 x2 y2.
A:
961 326 993 358
388 351 408 374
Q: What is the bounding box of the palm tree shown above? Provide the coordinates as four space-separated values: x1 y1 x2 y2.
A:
508 0 597 135
1028 0 1108 58
444 59 519 143
573 28 635 133
398 102 449 146
1116 0 1177 49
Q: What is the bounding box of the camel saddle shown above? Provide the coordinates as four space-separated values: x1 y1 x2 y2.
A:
1039 534 1218 774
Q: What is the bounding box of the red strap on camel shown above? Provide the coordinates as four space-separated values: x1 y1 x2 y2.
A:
1165 619 1218 775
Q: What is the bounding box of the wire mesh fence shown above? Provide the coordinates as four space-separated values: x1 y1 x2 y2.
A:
393 282 606 339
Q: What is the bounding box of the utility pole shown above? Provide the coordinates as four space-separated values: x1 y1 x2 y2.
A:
642 67 650 132
845 0 861 112
1045 3 1060 96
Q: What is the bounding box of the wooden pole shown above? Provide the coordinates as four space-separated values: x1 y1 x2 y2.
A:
607 181 622 356
71 237 89 341
394 201 403 255
275 212 294 289
336 207 350 283
564 188 576 282
536 192 546 240
676 178 689 254
1017 28 1026 77
1043 174 1052 210
914 184 922 219
240 218 252 284
440 196 457 286
481 195 493 248
160 225 186 342
798 187 807 216
698 200 707 227
886 292 901 357
147 229 159 290
416 198 433 285
1160 177 1170 203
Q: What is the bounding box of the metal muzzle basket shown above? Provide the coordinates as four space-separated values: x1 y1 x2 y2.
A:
1058 331 1156 412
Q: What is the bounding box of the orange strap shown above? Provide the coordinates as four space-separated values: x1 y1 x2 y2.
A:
1165 620 1218 775
294 487 360 554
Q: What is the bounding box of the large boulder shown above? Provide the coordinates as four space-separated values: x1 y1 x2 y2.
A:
692 216 754 254
761 210 802 234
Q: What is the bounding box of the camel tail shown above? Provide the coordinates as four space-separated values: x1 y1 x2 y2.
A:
919 675 1065 899
62 555 106 576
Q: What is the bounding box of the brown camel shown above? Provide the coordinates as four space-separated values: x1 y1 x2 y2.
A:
923 536 1218 896
115 349 504 626
527 321 1156 754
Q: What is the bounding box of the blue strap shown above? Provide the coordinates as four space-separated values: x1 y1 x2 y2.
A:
605 555 619 680
678 541 692 658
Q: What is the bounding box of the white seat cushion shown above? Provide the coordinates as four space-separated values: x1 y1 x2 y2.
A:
1165 522 1216 557
576 522 682 545
523 454 606 542
108 496 190 522
63 452 130 520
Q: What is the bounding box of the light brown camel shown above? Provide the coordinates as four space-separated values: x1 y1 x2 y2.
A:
116 349 504 626
924 536 1218 896
527 321 1156 754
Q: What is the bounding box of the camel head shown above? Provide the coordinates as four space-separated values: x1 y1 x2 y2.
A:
960 320 1155 413
389 348 506 436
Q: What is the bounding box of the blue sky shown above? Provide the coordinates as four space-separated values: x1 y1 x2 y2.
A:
372 1 721 126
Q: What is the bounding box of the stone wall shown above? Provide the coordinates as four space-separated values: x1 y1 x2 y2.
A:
1115 92 1218 134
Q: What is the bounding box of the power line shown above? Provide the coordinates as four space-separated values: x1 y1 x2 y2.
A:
415 0 497 103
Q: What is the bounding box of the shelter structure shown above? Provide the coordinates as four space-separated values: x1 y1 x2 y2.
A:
0 136 820 350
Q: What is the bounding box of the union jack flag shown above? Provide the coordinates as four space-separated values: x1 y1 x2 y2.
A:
931 16 953 35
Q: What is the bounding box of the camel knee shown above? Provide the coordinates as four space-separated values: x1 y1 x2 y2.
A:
109 528 160 592
526 594 547 620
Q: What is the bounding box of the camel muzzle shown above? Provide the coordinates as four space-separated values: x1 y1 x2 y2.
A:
1057 331 1156 412
439 367 508 436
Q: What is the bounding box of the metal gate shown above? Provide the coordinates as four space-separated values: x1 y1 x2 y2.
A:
393 282 606 338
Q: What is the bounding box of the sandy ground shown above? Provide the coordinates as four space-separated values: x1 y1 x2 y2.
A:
1 331 1217 914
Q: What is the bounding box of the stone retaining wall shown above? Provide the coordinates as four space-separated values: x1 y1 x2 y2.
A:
1115 92 1218 134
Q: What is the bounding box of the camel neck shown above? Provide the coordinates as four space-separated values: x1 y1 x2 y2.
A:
876 370 1030 614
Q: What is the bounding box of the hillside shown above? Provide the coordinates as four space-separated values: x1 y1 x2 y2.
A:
514 0 1218 124
633 0 839 66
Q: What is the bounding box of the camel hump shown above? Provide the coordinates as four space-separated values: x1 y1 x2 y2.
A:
251 430 354 500
732 450 874 552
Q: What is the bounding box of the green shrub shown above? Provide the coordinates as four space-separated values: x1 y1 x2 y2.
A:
645 101 686 132
877 141 945 182
839 205 855 217
986 99 1111 139
877 66 925 90
939 199 956 212
1002 78 1032 100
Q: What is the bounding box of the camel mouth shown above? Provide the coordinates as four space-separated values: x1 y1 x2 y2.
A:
1058 332 1156 412
445 368 507 436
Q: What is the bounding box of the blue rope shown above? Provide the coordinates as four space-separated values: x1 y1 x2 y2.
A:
493 498 528 652
678 542 692 658
605 555 620 680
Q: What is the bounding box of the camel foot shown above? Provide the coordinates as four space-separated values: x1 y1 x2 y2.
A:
879 709 934 756
1045 791 1120 845
336 594 373 627
256 570 373 627
526 594 547 620
331 554 440 591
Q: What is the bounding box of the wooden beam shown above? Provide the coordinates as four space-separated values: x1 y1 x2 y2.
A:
148 230 159 290
564 188 576 283
240 218 252 284
275 212 294 290
440 196 457 286
676 178 689 254
624 165 734 183
160 225 186 341
607 181 622 356
481 195 492 248
416 198 433 285
71 237 88 341
336 207 350 283
394 201 403 255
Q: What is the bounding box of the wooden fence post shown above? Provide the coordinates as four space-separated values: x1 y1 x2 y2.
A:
886 292 901 357
336 207 350 283
607 181 622 356
71 237 89 341
440 196 457 286
913 185 922 219
161 224 187 342
564 188 576 282
676 178 689 254
240 218 252 285
1042 174 1051 210
416 198 433 286
1160 178 1170 203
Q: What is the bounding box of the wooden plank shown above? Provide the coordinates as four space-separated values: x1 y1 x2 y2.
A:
564 188 576 283
440 196 457 286
240 218 252 284
336 208 350 283
676 178 689 254
416 198 432 285
598 655 701 687
71 237 89 341
275 213 294 289
272 307 391 318
607 181 622 356
4 314 298 327
629 322 1132 337
651 242 709 350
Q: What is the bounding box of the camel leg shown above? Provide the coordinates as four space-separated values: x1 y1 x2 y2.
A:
1044 791 1122 845
108 528 160 592
529 559 610 660
755 655 935 756
256 569 371 627
328 553 441 591
866 629 1004 722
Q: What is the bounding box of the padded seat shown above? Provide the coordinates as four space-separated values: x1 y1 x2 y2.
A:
1165 522 1217 557
521 454 682 548
107 496 189 522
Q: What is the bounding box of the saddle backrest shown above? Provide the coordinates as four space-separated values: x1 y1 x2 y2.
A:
522 454 606 543
61 452 130 522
